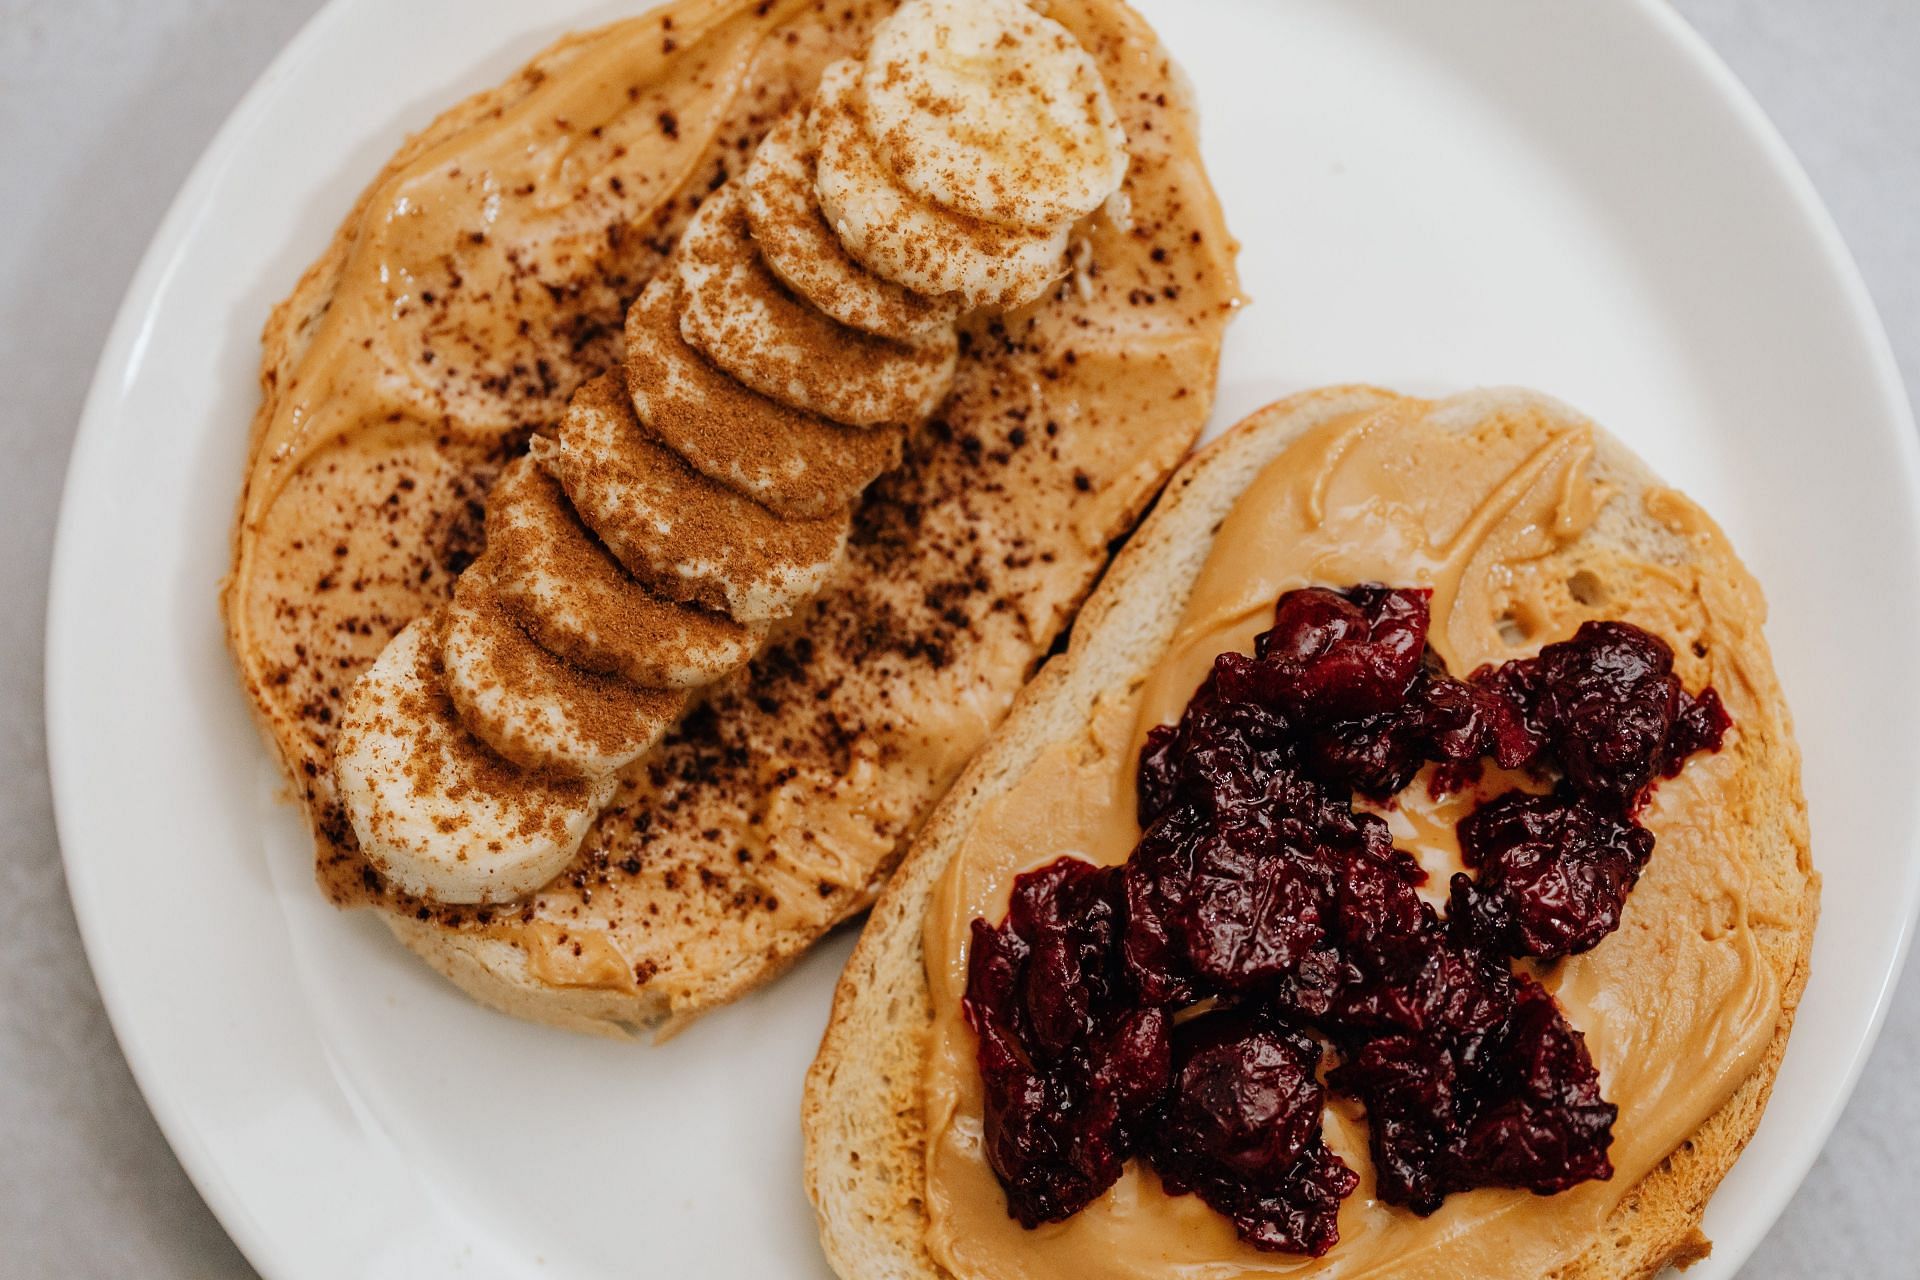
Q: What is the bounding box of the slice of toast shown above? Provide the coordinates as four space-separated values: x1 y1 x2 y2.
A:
223 0 1240 1035
802 387 1817 1279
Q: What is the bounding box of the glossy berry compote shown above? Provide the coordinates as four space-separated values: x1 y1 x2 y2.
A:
966 858 1170 1225
1148 1014 1358 1254
962 585 1730 1254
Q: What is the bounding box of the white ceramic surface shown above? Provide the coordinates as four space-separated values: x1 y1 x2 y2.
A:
44 0 1918 1276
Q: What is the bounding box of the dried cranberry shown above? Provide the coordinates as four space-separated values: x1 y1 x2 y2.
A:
965 861 1171 1225
1124 813 1341 1000
1328 839 1429 953
1449 790 1655 959
1195 1138 1359 1256
1121 809 1205 1006
1329 1033 1462 1213
1137 722 1183 824
1416 666 1541 774
1136 655 1295 827
1661 686 1732 778
1448 980 1616 1196
1477 621 1727 803
1327 926 1516 1043
1150 1014 1358 1255
1332 976 1614 1213
1182 836 1333 990
1126 686 1397 1001
1159 1016 1327 1180
1007 859 1126 1056
1254 585 1429 719
965 587 1727 1250
1305 654 1537 800
1303 704 1429 797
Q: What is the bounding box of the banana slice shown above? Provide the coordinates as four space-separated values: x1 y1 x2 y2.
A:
485 455 759 688
859 0 1128 232
675 183 957 428
624 275 902 519
333 613 614 905
809 60 1070 310
440 563 685 777
743 109 962 344
534 373 849 624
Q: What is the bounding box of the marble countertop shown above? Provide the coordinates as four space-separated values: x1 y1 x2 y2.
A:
2 1 1914 1274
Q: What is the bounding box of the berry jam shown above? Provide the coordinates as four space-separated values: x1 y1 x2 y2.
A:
962 586 1729 1253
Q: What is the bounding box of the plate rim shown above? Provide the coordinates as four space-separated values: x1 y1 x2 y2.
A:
43 0 1920 1276
45 0 374 1269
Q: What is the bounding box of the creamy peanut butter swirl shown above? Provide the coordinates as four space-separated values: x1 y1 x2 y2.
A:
331 0 1133 905
921 396 1797 1277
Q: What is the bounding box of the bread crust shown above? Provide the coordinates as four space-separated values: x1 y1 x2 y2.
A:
801 387 1818 1280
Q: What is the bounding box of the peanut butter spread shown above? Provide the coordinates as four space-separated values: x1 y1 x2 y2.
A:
921 398 1799 1276
225 0 1239 1018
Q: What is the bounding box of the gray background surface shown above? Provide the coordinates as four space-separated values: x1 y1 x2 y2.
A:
2 1 1914 1275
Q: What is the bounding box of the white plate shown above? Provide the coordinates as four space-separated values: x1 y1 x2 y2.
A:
46 0 1918 1276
